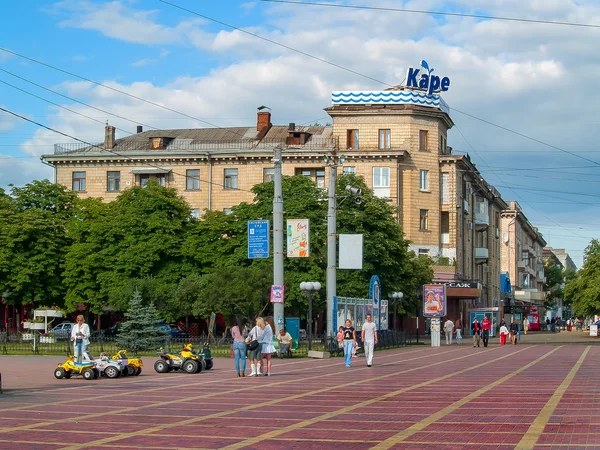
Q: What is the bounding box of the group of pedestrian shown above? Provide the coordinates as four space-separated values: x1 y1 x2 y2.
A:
442 317 463 345
340 314 378 367
231 316 276 377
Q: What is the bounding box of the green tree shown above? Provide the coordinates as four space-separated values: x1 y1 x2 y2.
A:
564 239 600 316
0 180 78 308
115 291 165 354
64 182 193 314
543 259 565 309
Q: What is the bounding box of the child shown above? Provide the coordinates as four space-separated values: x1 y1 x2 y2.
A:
455 327 462 345
499 323 509 345
337 326 344 350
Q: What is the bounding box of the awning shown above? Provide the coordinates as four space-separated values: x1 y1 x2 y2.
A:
130 168 172 174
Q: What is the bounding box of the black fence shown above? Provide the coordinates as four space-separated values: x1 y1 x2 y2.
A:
0 330 412 357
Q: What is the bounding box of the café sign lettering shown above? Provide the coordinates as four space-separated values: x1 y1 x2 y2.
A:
406 60 450 96
444 281 478 289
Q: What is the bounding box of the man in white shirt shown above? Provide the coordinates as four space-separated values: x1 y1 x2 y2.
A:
361 314 378 367
443 318 455 345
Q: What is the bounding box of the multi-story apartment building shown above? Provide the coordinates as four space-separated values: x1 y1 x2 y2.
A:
501 201 547 317
41 86 520 329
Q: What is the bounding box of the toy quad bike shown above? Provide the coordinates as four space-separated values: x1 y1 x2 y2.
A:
196 343 213 370
82 351 123 378
54 356 98 380
112 350 144 376
154 343 205 374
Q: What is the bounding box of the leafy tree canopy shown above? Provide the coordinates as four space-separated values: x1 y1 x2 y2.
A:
564 239 600 316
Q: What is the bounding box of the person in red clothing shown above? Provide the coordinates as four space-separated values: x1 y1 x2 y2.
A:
481 315 492 347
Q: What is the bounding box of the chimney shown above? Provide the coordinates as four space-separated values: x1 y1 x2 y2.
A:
288 122 295 131
104 124 115 149
137 125 143 133
257 111 271 132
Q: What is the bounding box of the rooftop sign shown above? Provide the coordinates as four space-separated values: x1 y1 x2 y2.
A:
406 60 450 96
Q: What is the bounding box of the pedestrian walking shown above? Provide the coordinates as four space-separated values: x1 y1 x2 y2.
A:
361 314 378 367
230 318 247 377
455 318 462 345
481 315 492 347
546 317 551 331
499 322 509 345
523 316 530 335
509 319 519 345
342 319 357 367
443 317 454 345
246 317 265 377
471 318 481 347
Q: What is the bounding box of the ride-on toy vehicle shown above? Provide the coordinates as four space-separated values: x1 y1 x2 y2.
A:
111 350 143 376
82 351 123 378
54 356 98 380
197 343 213 370
154 343 206 374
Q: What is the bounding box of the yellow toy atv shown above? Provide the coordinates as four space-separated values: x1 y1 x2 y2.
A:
154 343 205 374
111 350 144 376
54 355 99 380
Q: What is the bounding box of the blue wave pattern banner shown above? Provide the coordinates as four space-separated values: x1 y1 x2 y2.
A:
331 91 449 114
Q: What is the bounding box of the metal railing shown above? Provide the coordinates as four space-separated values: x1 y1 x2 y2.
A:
53 137 338 155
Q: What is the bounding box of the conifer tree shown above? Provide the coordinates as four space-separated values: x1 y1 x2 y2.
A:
115 290 165 354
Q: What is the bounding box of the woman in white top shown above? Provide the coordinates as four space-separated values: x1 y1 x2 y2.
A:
247 318 265 377
258 317 276 376
70 315 90 363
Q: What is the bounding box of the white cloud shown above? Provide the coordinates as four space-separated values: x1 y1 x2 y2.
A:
0 107 22 132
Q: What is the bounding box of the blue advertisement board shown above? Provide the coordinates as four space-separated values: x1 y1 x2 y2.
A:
247 220 269 259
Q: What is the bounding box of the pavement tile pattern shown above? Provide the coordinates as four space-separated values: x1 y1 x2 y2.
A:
0 344 598 449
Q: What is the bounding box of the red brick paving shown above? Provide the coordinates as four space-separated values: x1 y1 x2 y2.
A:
0 345 599 449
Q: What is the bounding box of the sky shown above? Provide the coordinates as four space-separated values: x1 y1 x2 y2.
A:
0 0 599 267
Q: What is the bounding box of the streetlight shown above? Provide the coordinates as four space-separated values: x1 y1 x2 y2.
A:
300 281 321 350
272 146 284 334
389 291 404 331
323 154 360 337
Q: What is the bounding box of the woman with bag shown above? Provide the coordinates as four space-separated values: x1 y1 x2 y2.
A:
246 317 264 377
259 317 276 376
70 315 90 363
230 318 248 377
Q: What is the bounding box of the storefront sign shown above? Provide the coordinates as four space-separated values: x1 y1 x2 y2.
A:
444 281 479 289
406 60 450 96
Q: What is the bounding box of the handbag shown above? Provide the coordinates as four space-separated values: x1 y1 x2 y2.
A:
248 339 259 351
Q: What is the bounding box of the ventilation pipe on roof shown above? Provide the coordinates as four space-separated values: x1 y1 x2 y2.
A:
137 125 143 133
104 124 115 149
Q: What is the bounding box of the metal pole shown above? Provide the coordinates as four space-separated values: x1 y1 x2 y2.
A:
326 164 337 337
308 292 313 351
273 147 284 334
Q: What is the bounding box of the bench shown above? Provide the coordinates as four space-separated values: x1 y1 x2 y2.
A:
273 337 298 357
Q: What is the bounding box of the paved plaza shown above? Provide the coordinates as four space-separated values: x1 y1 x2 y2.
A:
0 342 599 449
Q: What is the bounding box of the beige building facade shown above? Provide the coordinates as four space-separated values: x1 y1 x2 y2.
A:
42 87 539 327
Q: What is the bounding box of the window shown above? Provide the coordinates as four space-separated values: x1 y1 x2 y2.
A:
190 208 200 219
316 169 325 188
419 130 428 151
157 174 167 187
224 168 238 189
372 167 390 198
343 166 356 175
475 197 488 214
420 170 429 191
522 251 530 267
419 209 429 230
107 171 120 192
440 135 447 154
441 212 450 244
347 129 359 149
378 129 391 149
441 173 450 204
418 248 430 256
223 208 233 215
263 168 274 183
140 174 150 187
72 171 86 191
186 169 200 190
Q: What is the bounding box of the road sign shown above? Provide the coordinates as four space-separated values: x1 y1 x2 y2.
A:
248 220 270 259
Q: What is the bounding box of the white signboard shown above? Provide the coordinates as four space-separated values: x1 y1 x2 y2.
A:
339 234 363 269
590 324 598 337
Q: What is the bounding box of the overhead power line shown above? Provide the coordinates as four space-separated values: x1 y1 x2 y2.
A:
260 0 600 29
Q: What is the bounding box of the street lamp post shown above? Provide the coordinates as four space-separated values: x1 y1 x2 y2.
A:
272 146 284 334
300 281 321 351
389 292 404 331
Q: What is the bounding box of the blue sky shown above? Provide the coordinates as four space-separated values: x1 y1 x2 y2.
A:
1 0 599 267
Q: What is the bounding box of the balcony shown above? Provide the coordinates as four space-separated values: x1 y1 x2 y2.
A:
517 261 526 271
474 212 489 229
463 199 469 213
475 247 488 260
